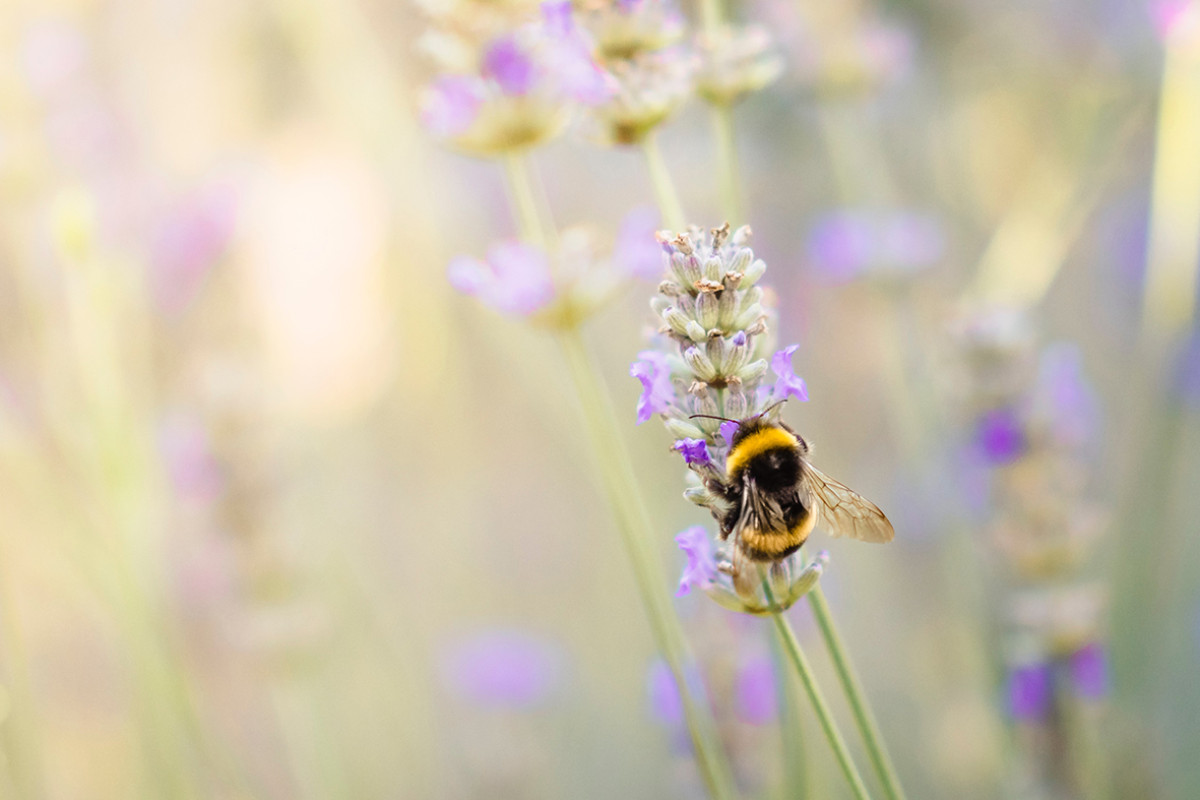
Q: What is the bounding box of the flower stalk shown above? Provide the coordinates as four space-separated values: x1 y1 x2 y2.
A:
499 164 737 800
763 577 873 800
557 329 736 799
641 134 687 231
807 582 908 800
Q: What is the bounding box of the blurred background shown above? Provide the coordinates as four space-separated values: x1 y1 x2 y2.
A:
1 0 1199 797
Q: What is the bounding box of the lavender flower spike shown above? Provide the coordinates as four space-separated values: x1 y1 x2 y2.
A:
637 222 830 611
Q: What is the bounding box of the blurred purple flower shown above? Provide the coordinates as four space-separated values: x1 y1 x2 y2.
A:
975 408 1026 465
1035 343 1099 447
158 413 224 504
734 655 777 725
771 345 809 402
448 241 555 315
483 36 537 95
1069 642 1109 700
1151 0 1196 38
613 206 662 280
1007 662 1052 722
673 438 712 468
419 76 485 137
151 184 237 314
646 659 683 724
630 350 673 424
720 420 740 445
675 525 717 596
441 629 565 709
540 3 616 104
806 210 943 281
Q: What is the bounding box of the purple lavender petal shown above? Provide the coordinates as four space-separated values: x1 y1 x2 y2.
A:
630 350 674 424
1036 343 1099 447
446 256 488 296
613 206 663 280
541 0 574 34
543 36 615 104
770 345 809 402
158 413 224 503
806 211 872 281
419 75 484 137
485 241 555 314
441 630 564 709
975 408 1025 465
150 183 237 315
1008 662 1052 722
1151 0 1193 37
447 242 554 316
673 438 712 468
1069 642 1109 701
880 212 944 270
675 525 717 596
719 420 740 446
734 655 777 725
483 36 537 96
646 659 683 725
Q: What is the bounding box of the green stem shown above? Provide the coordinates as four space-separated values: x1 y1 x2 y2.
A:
499 154 735 799
698 0 722 37
769 630 807 799
764 580 872 800
712 105 743 225
642 135 687 230
807 586 907 800
504 153 548 248
557 329 737 800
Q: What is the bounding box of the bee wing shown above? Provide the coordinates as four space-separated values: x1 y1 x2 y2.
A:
802 464 895 543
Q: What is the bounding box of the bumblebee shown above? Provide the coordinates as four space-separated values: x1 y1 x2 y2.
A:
699 409 894 595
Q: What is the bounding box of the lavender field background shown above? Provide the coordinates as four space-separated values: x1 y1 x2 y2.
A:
1 0 1199 798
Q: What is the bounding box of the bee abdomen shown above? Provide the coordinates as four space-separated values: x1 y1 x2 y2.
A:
738 513 815 561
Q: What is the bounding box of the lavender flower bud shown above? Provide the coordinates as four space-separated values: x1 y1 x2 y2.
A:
685 320 708 342
663 307 691 336
664 417 705 440
737 358 768 383
683 346 718 382
740 258 766 288
727 247 752 276
717 286 739 329
735 303 765 330
696 291 720 329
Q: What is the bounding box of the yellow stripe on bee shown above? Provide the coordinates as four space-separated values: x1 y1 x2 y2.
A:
740 515 815 557
726 426 799 477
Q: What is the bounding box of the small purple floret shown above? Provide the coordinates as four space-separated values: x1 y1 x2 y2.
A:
630 351 673 424
719 420 740 446
1008 662 1052 722
1069 642 1109 700
771 345 809 402
673 438 712 468
447 241 554 316
440 630 564 709
483 36 537 95
419 76 484 137
675 525 717 596
734 655 777 725
613 206 662 280
646 659 683 724
975 408 1025 465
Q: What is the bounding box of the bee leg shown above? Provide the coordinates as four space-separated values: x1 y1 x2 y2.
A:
730 548 759 600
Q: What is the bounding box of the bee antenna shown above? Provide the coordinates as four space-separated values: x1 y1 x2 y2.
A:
755 399 788 420
688 413 738 424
